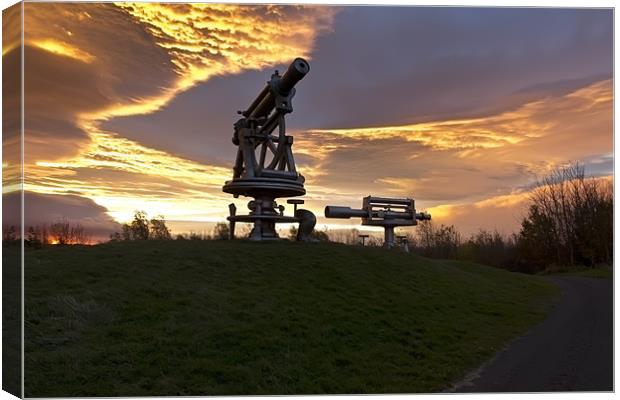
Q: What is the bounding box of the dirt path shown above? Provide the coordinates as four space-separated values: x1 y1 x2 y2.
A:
454 276 612 392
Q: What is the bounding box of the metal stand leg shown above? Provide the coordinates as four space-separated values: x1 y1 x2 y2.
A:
228 203 236 240
384 226 395 248
248 196 280 240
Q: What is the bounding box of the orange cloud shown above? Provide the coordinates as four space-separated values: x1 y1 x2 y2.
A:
427 191 531 235
88 3 337 119
306 79 611 153
12 3 612 238
426 175 613 237
18 3 337 224
30 39 96 63
26 126 232 222
2 3 21 56
2 3 22 193
294 79 612 201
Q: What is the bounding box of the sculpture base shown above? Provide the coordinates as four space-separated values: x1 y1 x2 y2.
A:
223 179 316 241
223 177 305 199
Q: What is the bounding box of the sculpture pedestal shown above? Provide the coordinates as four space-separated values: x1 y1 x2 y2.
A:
223 178 314 241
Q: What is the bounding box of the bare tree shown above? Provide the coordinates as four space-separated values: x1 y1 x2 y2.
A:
411 221 461 259
49 221 71 245
70 224 91 244
518 162 612 270
3 225 18 245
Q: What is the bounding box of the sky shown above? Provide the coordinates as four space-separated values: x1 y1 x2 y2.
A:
2 3 613 240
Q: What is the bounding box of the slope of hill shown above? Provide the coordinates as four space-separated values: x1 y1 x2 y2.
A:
20 240 557 396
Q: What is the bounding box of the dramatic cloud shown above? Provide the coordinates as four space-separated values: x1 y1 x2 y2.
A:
28 131 231 222
426 175 614 236
2 191 121 241
102 7 612 166
2 3 22 192
294 7 612 129
426 192 531 236
21 3 176 162
295 79 612 203
2 3 20 55
20 2 335 162
17 3 337 225
115 3 336 93
7 4 613 237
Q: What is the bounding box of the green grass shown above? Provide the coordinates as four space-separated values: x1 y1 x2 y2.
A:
548 265 613 280
3 244 22 397
20 240 557 396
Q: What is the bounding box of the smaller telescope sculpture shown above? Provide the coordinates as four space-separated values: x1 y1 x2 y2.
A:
325 196 431 248
222 58 316 241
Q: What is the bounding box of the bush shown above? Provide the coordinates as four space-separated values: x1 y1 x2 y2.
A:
112 211 172 241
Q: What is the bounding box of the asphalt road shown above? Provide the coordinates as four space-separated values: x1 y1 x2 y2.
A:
455 276 613 393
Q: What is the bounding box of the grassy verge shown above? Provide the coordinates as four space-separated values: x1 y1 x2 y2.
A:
546 265 613 280
21 240 557 396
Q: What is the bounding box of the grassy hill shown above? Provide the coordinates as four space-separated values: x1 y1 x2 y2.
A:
20 240 557 396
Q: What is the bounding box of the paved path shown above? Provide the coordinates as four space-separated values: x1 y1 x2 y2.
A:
455 276 613 392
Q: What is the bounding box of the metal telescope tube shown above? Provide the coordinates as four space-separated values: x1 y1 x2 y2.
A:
376 210 414 219
324 206 368 219
243 85 270 117
245 58 310 119
278 58 310 93
326 206 426 220
367 197 412 205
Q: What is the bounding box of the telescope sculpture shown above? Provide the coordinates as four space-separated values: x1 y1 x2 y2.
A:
325 196 431 248
222 58 316 241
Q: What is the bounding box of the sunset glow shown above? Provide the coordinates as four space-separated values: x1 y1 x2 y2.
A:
5 3 613 239
30 38 96 63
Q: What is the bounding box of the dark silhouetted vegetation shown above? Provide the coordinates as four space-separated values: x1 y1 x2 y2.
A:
7 163 611 274
212 222 230 240
111 211 172 241
2 225 18 246
49 221 91 245
4 220 92 247
405 163 612 274
288 225 330 242
149 215 172 240
516 163 612 271
413 221 461 259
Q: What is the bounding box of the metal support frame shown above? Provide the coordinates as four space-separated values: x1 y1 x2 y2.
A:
222 58 316 241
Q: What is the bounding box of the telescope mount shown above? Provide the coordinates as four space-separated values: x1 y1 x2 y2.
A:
222 58 316 241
